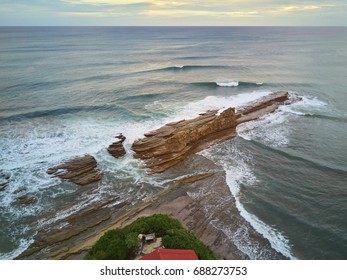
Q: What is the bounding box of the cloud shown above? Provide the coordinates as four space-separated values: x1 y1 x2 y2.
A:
142 9 259 18
269 4 335 14
2 0 345 26
59 0 337 19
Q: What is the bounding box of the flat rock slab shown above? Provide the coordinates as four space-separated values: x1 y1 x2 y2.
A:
47 155 102 185
236 91 300 124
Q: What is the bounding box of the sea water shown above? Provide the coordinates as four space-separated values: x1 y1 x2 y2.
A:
0 27 346 259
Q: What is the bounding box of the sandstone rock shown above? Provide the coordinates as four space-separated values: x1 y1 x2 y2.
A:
236 91 300 124
47 155 101 185
107 133 126 158
132 108 237 174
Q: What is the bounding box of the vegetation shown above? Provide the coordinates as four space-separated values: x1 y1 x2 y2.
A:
162 229 216 260
84 214 216 260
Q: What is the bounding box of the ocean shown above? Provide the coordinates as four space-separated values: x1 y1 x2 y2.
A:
0 26 346 259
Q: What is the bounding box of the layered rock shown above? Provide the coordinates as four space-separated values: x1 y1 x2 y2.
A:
107 133 126 158
132 91 299 174
236 91 300 124
132 108 237 174
17 196 131 259
18 155 286 260
47 155 102 185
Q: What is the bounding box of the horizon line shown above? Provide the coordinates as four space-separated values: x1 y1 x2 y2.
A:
1 25 346 27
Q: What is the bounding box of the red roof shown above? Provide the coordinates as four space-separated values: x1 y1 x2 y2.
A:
140 249 198 260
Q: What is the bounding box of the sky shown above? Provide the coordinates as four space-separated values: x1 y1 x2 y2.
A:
0 0 346 26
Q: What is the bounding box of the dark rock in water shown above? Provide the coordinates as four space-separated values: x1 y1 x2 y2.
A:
0 172 10 191
47 155 102 185
107 133 126 158
12 187 27 194
115 133 126 143
17 195 37 205
132 108 237 174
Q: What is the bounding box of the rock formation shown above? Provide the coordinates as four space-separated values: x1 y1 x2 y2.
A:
107 133 126 158
132 91 299 174
132 108 237 174
47 155 102 185
236 91 300 124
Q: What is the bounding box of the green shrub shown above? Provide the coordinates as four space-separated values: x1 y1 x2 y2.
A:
162 229 216 260
124 214 183 237
84 214 216 260
84 229 129 260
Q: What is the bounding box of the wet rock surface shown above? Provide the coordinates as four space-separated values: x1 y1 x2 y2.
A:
0 172 10 191
17 196 132 259
18 155 286 260
236 91 300 124
47 155 102 185
17 195 37 205
107 133 126 158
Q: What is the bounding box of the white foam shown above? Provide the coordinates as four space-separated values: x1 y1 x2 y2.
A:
174 65 184 68
200 144 295 259
283 94 327 116
216 81 239 87
237 110 290 147
169 91 273 122
0 237 34 260
225 170 295 259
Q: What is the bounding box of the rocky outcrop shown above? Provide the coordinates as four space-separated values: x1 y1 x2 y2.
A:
47 155 102 185
132 108 237 174
107 133 126 158
132 91 299 174
17 196 132 259
236 91 300 124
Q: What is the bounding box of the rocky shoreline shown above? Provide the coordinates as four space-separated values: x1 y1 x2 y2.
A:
17 91 298 259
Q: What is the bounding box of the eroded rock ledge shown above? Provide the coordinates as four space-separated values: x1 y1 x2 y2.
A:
47 155 102 185
132 91 299 174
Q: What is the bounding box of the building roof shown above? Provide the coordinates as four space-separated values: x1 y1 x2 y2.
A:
140 248 198 260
